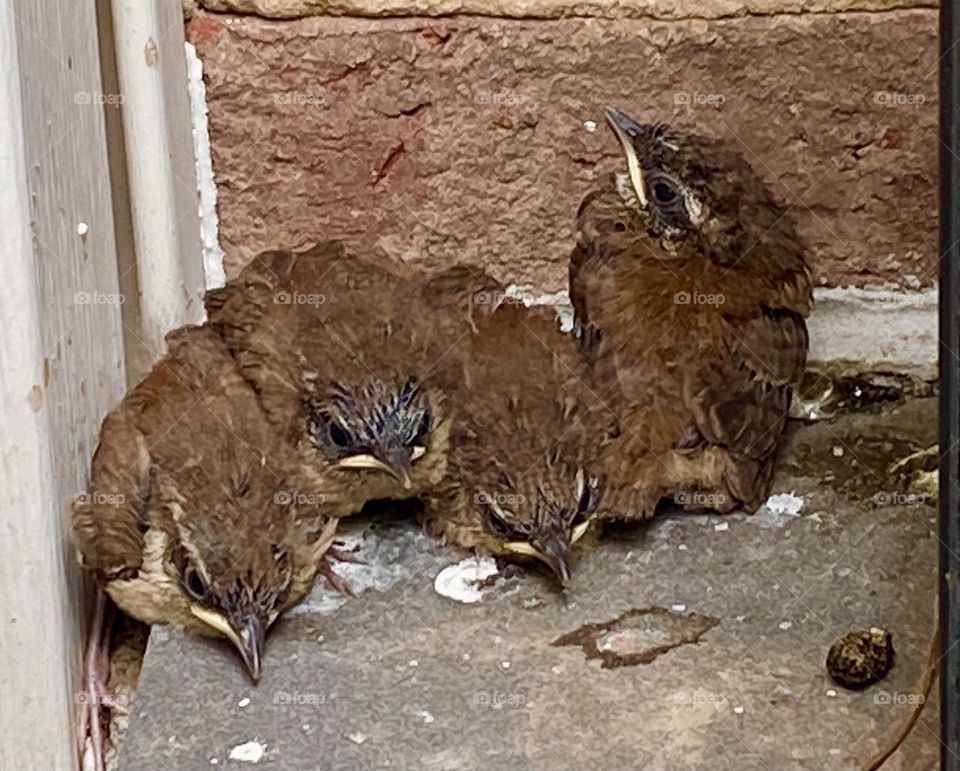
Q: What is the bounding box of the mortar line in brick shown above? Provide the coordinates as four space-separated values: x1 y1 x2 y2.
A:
194 3 937 24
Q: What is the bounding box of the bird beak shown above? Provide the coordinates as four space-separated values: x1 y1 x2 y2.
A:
605 106 648 207
334 446 424 490
378 447 416 490
504 536 572 585
538 533 572 586
570 516 595 544
190 606 266 683
335 453 396 475
235 615 265 684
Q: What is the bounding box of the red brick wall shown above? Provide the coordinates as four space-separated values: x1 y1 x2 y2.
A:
188 9 937 291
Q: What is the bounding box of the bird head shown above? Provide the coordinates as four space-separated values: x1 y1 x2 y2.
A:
166 467 297 683
307 378 433 490
475 466 601 585
603 106 798 266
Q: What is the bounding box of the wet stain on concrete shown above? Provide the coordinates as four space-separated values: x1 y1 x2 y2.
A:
779 396 937 504
793 366 936 420
552 607 720 669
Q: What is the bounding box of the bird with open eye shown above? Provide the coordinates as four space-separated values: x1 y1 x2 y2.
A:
570 107 813 520
419 301 628 585
72 326 338 683
205 241 500 515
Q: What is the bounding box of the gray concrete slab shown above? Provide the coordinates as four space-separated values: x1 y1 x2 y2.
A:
118 398 939 771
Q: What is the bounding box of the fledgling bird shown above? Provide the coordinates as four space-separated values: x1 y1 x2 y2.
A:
205 241 499 514
570 107 813 519
72 326 338 682
419 301 630 585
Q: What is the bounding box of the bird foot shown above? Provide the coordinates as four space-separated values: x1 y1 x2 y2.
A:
78 588 114 771
97 690 129 715
319 558 355 596
326 544 364 565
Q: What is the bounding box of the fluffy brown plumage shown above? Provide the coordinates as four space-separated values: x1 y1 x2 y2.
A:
72 326 337 681
420 300 632 584
570 108 813 520
205 241 498 514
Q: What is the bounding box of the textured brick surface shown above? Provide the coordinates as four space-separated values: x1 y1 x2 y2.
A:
198 0 934 20
188 9 937 290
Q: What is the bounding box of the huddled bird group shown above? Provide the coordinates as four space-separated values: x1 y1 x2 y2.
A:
73 108 813 683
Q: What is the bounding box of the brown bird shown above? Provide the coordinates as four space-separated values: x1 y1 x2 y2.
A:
570 107 813 519
419 300 630 584
72 325 337 682
205 241 499 515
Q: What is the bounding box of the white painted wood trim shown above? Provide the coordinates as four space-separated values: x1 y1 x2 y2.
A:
1 1 127 767
110 0 205 353
186 42 226 290
0 7 71 769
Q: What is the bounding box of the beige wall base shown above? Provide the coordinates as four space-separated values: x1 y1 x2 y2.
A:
514 285 937 379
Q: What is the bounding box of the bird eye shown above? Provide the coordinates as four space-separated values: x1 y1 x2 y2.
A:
652 178 679 205
328 421 353 448
183 567 207 600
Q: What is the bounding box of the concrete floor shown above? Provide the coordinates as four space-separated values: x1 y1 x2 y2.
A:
117 397 939 771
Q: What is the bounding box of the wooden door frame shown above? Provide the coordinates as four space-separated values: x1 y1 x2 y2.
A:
0 1 203 767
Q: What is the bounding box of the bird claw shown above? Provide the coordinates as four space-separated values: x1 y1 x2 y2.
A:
326 544 364 565
319 558 355 596
96 690 129 715
78 588 114 771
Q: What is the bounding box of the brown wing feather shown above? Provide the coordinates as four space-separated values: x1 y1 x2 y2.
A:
72 410 152 580
569 186 625 355
207 242 501 410
73 326 291 580
683 308 808 510
203 248 296 330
